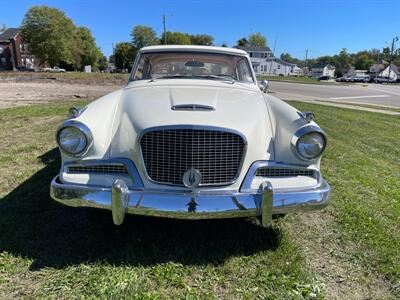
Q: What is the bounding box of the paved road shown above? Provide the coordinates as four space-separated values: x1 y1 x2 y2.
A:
270 81 400 107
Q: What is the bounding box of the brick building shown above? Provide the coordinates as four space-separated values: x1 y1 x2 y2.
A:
0 28 36 70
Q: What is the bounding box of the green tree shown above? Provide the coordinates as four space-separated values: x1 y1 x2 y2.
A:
248 32 267 47
161 31 191 45
97 55 108 71
21 6 77 66
131 25 159 49
189 34 213 45
280 53 303 66
114 42 135 70
75 26 102 68
221 43 228 47
236 37 248 47
0 24 6 33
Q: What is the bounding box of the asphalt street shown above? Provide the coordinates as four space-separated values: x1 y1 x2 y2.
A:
270 81 400 108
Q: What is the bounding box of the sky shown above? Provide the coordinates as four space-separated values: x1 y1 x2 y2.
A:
1 0 400 59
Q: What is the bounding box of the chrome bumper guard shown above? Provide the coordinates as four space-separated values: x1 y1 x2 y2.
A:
50 175 331 226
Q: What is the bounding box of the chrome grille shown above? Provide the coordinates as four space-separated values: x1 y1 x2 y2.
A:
256 168 315 178
140 128 245 186
67 164 129 175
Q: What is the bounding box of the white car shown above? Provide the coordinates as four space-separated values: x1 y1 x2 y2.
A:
43 66 66 73
50 45 330 226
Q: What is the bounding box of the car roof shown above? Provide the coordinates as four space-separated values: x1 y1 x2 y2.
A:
139 45 248 56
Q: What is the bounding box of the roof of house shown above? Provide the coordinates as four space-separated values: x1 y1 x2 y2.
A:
237 46 272 53
311 63 335 69
383 64 400 75
265 57 296 66
139 45 248 56
0 28 20 41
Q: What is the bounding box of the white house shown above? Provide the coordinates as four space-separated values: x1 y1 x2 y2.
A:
311 64 336 79
378 64 399 81
238 46 273 75
238 46 302 76
345 66 368 78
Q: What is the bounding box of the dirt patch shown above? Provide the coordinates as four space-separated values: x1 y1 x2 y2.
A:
290 211 393 299
0 81 121 108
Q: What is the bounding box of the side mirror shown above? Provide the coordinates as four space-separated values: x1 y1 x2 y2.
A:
259 80 269 93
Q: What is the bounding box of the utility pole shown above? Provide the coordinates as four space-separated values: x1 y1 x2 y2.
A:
388 36 398 81
305 49 308 76
375 50 380 83
163 14 167 45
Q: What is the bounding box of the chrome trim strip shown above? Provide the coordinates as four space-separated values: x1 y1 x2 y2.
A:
138 125 248 188
56 120 93 157
171 104 215 111
62 158 144 189
240 161 320 193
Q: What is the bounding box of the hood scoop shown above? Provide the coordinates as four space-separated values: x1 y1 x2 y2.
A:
171 104 215 111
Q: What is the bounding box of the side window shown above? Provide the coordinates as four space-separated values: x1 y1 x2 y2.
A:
134 57 151 80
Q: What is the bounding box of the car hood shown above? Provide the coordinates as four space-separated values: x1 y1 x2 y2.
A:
109 80 275 188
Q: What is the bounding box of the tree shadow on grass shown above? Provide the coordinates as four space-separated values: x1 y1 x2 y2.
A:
0 148 282 270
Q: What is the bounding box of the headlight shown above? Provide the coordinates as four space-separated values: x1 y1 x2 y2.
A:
56 121 92 156
292 126 326 160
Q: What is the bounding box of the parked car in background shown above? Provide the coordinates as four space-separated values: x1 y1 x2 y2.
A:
42 66 66 73
375 76 396 84
318 75 331 81
50 45 330 227
16 66 36 72
336 76 349 82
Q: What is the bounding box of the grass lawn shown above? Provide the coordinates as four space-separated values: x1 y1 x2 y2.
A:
0 100 399 299
257 75 326 84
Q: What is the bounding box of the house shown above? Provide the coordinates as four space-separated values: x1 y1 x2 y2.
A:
378 64 400 81
345 66 368 78
311 64 335 79
238 46 303 76
260 57 299 76
0 28 36 70
238 46 273 74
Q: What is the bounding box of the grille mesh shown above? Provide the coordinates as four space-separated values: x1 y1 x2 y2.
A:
140 128 245 186
256 168 315 178
67 164 129 175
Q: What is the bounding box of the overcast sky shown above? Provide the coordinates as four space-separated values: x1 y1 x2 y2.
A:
2 0 400 59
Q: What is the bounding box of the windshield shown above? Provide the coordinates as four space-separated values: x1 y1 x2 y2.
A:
131 51 254 83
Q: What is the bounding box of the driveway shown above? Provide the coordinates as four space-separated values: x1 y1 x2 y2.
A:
270 81 400 108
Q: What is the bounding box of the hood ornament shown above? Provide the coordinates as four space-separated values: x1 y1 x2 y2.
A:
182 168 202 188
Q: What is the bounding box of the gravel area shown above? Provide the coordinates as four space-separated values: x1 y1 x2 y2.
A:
0 79 122 108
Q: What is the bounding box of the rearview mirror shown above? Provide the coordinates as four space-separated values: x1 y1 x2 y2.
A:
259 80 269 93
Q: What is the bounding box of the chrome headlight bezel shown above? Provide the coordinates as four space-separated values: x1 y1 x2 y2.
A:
56 120 93 157
291 125 327 160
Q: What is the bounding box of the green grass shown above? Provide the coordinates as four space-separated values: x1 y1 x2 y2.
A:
0 100 399 298
257 75 323 84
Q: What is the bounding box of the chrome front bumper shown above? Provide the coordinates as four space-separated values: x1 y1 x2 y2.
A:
50 175 331 226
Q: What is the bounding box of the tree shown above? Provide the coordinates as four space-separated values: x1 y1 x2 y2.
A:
97 55 108 71
236 38 248 47
75 26 102 68
248 32 267 47
21 6 77 67
0 24 6 33
280 53 303 66
221 43 228 47
114 42 135 70
161 31 191 45
189 34 213 46
131 25 159 49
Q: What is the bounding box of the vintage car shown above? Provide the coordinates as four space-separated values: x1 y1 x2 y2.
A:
50 45 330 226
